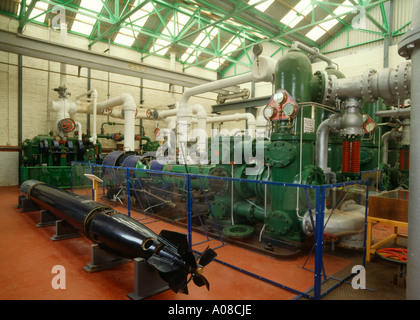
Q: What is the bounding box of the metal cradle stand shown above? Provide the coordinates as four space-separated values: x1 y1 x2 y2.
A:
83 244 130 273
127 257 169 300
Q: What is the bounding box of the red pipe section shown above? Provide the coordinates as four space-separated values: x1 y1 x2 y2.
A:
342 141 351 173
351 141 361 173
400 149 405 170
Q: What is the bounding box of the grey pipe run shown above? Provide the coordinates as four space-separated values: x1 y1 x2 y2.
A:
398 0 420 300
322 62 411 107
375 107 411 119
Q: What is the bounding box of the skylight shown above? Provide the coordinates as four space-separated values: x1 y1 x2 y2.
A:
29 1 49 23
280 0 316 28
248 0 274 12
71 0 103 35
206 58 225 70
127 2 154 26
114 28 139 46
305 1 353 41
181 28 218 64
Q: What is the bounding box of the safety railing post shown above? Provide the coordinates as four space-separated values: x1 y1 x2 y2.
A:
186 174 192 251
314 185 325 300
126 168 131 217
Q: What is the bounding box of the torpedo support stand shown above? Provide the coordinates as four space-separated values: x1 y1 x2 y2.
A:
127 257 170 300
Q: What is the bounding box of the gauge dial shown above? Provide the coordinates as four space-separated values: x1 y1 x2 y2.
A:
273 91 285 105
263 105 277 120
282 103 297 117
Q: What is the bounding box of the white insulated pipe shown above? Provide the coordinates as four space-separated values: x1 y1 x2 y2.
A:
179 56 276 111
59 22 67 88
96 93 137 151
381 129 401 165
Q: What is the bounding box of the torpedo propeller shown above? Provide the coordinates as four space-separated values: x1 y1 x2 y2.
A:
147 230 217 294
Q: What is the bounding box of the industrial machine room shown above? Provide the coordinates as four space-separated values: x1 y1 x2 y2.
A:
0 0 418 304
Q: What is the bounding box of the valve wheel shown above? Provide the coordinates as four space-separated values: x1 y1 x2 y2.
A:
154 127 160 137
59 118 76 133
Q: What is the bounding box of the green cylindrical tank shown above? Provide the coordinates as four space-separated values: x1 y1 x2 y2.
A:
265 49 324 243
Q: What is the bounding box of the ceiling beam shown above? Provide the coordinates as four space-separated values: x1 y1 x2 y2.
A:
0 29 239 94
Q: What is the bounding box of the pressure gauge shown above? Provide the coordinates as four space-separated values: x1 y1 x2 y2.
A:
365 122 376 133
273 91 286 105
263 105 277 120
282 103 298 118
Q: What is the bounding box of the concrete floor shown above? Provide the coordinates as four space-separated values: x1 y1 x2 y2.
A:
0 186 407 300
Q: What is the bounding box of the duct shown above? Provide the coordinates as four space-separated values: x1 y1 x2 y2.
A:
381 129 401 164
96 93 137 151
291 41 337 69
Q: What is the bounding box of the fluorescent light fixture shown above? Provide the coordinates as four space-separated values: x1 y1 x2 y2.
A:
248 0 274 12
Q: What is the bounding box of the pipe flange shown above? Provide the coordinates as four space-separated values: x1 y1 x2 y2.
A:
322 73 337 106
361 68 377 103
398 28 420 59
396 62 411 100
223 224 254 239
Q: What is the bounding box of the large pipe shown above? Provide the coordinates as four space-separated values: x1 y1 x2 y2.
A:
323 63 411 106
381 129 401 164
315 114 342 171
398 0 420 300
95 93 137 151
19 180 216 294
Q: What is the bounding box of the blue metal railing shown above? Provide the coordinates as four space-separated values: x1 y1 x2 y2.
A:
71 161 369 300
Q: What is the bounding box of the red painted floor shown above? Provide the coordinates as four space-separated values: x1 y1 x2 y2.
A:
0 186 355 300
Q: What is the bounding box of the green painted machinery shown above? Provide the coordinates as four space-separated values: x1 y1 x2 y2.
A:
20 133 102 188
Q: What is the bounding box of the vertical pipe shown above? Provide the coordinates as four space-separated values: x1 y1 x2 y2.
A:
404 0 420 300
407 40 420 300
18 54 23 183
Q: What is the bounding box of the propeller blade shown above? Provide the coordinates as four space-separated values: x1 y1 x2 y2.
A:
182 251 197 268
198 248 217 267
193 274 210 290
158 230 189 255
168 270 188 293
